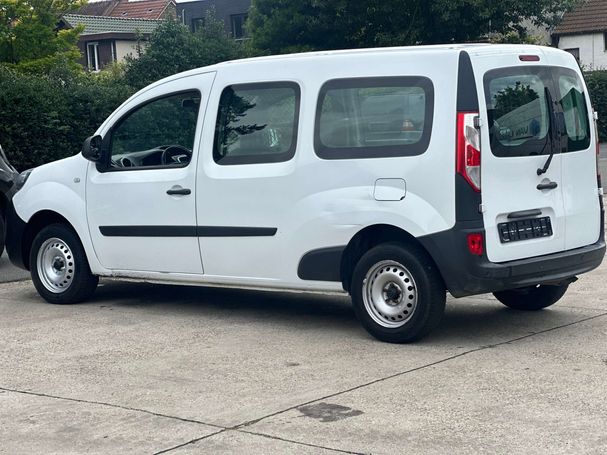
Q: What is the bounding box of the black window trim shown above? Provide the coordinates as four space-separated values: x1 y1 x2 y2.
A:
313 76 435 160
213 81 301 166
97 89 203 173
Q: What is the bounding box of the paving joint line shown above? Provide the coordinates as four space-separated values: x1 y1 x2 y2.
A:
0 387 224 430
233 311 607 430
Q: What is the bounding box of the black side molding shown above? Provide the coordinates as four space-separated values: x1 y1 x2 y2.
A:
298 246 345 282
99 226 277 237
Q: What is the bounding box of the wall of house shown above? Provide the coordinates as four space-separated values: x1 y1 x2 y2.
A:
558 33 607 70
177 0 251 36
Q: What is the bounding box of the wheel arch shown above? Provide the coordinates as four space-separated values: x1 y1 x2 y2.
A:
340 223 444 293
21 210 79 270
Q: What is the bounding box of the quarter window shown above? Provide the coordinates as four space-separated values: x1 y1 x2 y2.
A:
109 91 201 169
557 74 590 152
314 77 434 159
213 82 300 165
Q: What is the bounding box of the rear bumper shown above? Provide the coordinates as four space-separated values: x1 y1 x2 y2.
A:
5 200 28 270
419 208 605 298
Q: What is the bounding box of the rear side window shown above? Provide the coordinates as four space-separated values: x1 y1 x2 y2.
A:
557 73 590 152
485 68 552 157
314 77 434 159
213 82 300 165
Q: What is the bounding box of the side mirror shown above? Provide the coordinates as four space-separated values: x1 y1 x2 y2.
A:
82 135 103 162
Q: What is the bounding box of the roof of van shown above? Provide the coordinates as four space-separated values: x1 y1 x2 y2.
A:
144 44 559 90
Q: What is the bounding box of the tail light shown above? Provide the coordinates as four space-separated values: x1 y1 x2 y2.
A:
457 112 481 192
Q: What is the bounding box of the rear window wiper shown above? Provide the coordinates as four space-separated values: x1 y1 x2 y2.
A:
537 87 557 176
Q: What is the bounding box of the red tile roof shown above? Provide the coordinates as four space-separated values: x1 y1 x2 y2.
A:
76 0 118 16
554 0 607 35
109 0 174 20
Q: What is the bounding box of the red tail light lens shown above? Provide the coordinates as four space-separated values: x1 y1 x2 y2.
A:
594 111 601 185
457 112 481 192
467 233 484 256
519 55 540 62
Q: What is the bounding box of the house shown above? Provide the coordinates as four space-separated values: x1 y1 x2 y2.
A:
60 14 161 71
177 0 251 39
552 0 607 69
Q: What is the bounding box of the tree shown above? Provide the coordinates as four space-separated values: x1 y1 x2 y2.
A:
248 0 581 54
123 12 245 90
0 0 84 73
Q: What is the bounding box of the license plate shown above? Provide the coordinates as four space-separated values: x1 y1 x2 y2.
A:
498 217 552 243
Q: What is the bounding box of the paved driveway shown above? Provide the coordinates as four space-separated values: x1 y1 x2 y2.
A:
1 252 606 453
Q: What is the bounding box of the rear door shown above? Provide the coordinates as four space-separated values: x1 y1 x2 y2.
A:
550 64 601 250
479 62 566 262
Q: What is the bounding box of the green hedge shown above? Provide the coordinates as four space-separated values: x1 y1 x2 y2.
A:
585 70 607 141
0 66 133 171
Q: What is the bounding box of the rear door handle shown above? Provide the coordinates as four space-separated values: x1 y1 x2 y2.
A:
166 186 191 196
537 181 558 191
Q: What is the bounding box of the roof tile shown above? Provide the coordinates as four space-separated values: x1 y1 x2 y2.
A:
62 13 160 35
554 0 607 35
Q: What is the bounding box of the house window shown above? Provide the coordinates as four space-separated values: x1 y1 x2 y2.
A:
565 48 580 62
87 42 100 72
192 17 204 32
604 33 607 51
230 14 247 39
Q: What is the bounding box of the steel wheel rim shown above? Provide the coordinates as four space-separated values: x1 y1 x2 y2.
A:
362 260 418 328
37 237 75 294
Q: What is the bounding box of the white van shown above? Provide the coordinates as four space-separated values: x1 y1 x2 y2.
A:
5 44 605 342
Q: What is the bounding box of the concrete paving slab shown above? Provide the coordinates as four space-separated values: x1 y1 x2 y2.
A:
247 315 607 455
0 276 602 430
168 430 345 454
0 389 218 455
0 255 29 283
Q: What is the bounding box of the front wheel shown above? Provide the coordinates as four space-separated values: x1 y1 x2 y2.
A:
30 224 98 304
493 284 569 311
351 243 446 343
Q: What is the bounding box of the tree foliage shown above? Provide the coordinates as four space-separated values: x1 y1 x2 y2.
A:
0 0 84 73
248 0 581 54
123 13 244 90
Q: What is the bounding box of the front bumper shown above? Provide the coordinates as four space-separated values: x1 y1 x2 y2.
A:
419 209 606 298
5 200 28 270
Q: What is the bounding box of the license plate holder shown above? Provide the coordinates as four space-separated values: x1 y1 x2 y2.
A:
498 216 552 243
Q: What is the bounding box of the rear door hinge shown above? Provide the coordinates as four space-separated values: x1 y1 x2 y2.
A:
479 203 486 213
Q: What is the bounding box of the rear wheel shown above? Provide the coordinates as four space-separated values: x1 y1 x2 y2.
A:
351 242 445 343
493 284 568 311
30 224 98 304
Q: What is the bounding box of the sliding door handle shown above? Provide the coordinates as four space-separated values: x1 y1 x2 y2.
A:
167 186 191 196
537 181 558 191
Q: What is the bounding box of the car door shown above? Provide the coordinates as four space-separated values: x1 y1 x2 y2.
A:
478 60 567 263
86 73 215 273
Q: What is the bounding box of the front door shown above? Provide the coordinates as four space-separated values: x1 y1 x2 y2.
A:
86 73 215 273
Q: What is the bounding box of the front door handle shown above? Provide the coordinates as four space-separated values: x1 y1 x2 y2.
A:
166 186 191 196
537 181 558 191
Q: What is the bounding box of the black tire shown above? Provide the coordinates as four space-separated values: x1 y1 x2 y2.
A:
350 242 446 343
0 214 5 258
493 284 568 311
30 223 98 304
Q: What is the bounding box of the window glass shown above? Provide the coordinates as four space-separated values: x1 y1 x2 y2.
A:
110 91 200 169
230 14 247 39
557 74 590 152
213 82 300 165
314 77 434 159
485 69 552 157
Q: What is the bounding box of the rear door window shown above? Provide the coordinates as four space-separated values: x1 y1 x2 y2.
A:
484 68 552 157
556 72 590 152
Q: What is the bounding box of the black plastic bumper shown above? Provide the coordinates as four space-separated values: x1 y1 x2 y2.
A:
5 200 28 270
419 209 606 298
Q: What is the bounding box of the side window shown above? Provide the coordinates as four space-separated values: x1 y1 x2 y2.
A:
213 82 300 165
557 73 590 152
109 91 201 169
314 77 434 159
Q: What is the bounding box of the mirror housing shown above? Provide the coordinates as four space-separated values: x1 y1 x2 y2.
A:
82 135 103 162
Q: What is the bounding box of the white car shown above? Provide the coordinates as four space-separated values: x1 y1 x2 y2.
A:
5 44 605 342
